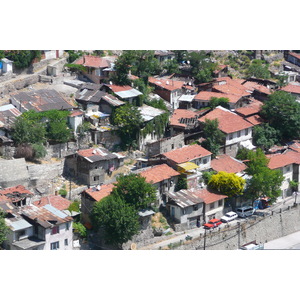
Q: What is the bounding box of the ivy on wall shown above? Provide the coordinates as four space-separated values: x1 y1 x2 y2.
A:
140 112 169 139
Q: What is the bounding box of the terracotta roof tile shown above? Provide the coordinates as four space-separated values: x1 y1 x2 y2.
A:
211 154 247 174
281 84 300 95
194 90 241 104
107 84 134 93
84 184 115 202
138 164 180 184
162 144 212 164
74 55 110 68
148 77 184 91
33 195 72 211
235 98 263 117
0 185 33 202
267 151 300 169
193 188 227 204
198 106 253 134
289 52 300 60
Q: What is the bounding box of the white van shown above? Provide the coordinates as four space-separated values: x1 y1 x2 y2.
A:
236 206 254 218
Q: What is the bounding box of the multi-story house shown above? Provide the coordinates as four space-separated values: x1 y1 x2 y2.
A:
199 106 254 157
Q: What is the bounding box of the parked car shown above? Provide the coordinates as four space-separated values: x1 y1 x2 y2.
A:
221 211 238 223
236 206 254 218
203 218 222 229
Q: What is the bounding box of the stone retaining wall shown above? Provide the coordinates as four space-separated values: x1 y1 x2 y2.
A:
169 204 300 250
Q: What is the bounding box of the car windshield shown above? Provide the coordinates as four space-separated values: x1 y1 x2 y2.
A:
225 213 231 217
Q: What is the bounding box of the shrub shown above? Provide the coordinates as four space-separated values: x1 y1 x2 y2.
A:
73 222 87 238
59 189 67 197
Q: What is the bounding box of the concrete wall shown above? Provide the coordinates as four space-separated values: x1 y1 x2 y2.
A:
169 203 300 250
44 221 73 250
145 133 184 157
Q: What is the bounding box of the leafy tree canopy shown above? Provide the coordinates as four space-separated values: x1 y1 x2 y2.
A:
175 174 188 192
244 148 269 176
5 50 41 69
0 210 8 246
111 173 157 210
112 104 143 149
252 123 279 151
260 91 300 141
201 119 225 158
246 59 270 79
208 171 246 197
113 50 162 85
91 194 140 248
209 97 230 110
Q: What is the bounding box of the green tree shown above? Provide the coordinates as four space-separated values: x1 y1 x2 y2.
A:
68 201 80 212
73 222 87 238
236 147 252 160
208 171 246 197
12 117 46 145
245 148 269 176
0 51 5 60
246 59 270 79
277 74 288 88
91 195 140 248
246 168 284 203
31 143 47 160
209 97 230 110
47 121 72 143
252 123 279 151
201 171 217 185
5 50 41 69
175 174 188 192
112 104 143 149
163 59 179 74
113 50 162 85
111 173 157 210
260 91 300 141
187 51 217 83
201 119 225 158
173 50 187 63
0 210 8 247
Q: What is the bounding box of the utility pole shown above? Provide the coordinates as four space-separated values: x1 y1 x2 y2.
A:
237 222 241 249
203 228 207 250
69 177 72 200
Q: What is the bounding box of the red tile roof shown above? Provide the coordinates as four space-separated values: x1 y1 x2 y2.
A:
0 185 33 202
193 188 227 204
211 154 247 174
281 84 300 95
212 77 250 97
148 77 184 91
194 90 241 104
169 109 201 128
235 98 263 117
289 52 300 60
288 141 300 153
70 110 84 117
198 107 253 134
84 184 115 202
107 84 134 93
267 152 300 169
74 55 110 68
33 195 72 211
245 114 264 126
139 164 180 184
162 144 212 164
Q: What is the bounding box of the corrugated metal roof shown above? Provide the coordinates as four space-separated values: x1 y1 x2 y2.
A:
6 218 32 231
43 204 69 219
166 189 203 208
114 89 142 99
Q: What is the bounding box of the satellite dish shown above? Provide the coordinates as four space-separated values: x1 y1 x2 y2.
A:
130 243 137 250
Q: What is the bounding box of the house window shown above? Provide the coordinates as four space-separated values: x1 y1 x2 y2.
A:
94 176 100 182
51 241 59 250
210 203 214 210
245 128 249 135
229 134 233 140
51 226 60 235
203 158 207 164
218 200 223 207
286 166 290 172
193 204 198 211
237 131 241 138
66 222 70 230
64 239 68 246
